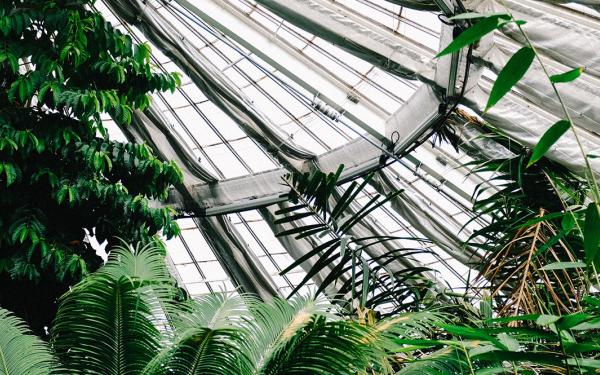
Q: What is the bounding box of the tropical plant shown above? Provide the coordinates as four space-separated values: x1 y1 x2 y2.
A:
397 296 600 374
275 165 434 315
387 8 600 374
437 9 600 271
0 0 182 330
266 7 600 374
463 134 589 316
0 241 442 375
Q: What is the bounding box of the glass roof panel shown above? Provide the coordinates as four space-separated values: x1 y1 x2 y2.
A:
95 0 518 299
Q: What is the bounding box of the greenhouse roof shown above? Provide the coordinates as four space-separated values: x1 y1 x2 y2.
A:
95 0 600 300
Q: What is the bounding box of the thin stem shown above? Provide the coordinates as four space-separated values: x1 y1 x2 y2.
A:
498 0 600 205
515 22 600 203
556 323 572 375
497 0 600 287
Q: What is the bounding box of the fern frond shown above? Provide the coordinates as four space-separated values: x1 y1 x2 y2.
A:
0 308 57 375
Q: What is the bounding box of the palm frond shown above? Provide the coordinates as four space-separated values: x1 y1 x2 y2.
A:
396 346 472 375
51 243 175 374
276 165 432 313
258 315 374 375
468 144 588 316
144 326 251 375
177 293 251 329
0 308 57 375
245 294 335 369
95 240 173 283
144 293 255 375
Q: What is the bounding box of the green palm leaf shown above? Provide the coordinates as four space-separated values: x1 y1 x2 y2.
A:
144 293 254 375
276 165 431 312
247 294 334 368
144 326 251 375
0 308 57 375
258 315 373 375
51 242 176 375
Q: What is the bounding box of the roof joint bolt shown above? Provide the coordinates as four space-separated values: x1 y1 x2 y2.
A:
346 90 360 104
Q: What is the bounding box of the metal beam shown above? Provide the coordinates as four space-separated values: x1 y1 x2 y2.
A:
175 0 392 140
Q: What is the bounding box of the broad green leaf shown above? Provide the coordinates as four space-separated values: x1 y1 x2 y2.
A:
486 46 535 111
584 203 600 268
536 314 561 326
539 261 586 271
436 15 511 57
497 333 520 351
561 213 576 231
572 318 600 331
3 162 17 186
527 120 571 167
567 358 600 368
470 344 499 357
550 67 584 83
476 351 565 367
438 324 498 342
557 313 592 330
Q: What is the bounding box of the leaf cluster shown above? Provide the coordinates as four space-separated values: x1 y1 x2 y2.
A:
0 242 443 375
465 135 588 316
399 299 600 374
0 0 183 282
276 165 434 315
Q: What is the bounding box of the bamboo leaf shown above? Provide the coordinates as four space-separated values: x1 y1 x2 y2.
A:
276 223 324 237
436 15 511 58
539 261 586 271
527 120 571 167
360 258 369 308
584 203 600 268
486 46 535 111
550 67 584 83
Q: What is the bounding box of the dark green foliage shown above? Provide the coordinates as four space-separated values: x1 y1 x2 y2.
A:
0 0 182 286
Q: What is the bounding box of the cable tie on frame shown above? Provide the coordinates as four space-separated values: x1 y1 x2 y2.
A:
379 131 400 166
